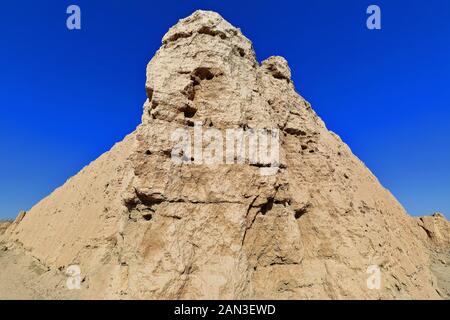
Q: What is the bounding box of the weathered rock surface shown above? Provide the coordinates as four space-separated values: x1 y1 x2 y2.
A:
0 10 448 299
0 221 11 236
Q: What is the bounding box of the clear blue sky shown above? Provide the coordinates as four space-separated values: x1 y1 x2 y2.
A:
0 1 449 219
